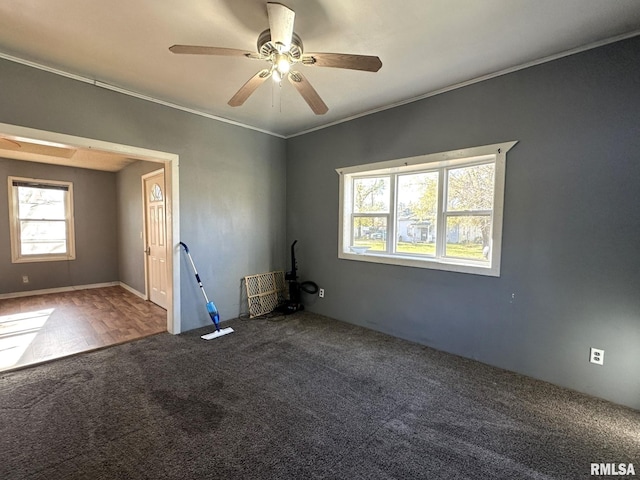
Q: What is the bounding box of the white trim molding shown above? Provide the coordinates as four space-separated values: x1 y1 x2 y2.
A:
0 282 119 300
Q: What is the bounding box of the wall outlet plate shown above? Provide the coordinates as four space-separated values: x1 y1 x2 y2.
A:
319 288 325 298
590 347 604 366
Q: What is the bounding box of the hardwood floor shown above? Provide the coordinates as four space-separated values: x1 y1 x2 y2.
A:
0 286 166 372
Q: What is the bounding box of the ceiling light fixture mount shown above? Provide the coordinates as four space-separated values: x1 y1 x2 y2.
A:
257 29 301 82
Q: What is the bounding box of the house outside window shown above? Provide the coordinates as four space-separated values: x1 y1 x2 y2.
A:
336 141 517 277
8 176 76 263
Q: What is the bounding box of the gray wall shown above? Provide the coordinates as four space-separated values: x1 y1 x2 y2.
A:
1 37 637 410
286 37 640 410
0 158 118 293
0 57 287 330
116 160 164 295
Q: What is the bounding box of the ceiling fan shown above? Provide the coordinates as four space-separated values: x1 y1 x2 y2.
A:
169 2 382 115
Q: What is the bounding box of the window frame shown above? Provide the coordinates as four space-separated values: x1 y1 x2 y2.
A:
336 141 517 277
8 176 76 263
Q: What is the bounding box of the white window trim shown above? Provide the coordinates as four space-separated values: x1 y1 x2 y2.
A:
336 141 517 277
8 176 76 263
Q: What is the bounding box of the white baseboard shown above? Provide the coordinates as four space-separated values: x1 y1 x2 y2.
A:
0 282 120 300
118 282 147 300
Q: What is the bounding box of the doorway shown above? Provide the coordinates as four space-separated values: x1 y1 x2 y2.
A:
0 122 181 333
143 169 168 310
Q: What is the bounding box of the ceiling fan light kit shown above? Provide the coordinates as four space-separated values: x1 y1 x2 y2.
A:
169 2 382 115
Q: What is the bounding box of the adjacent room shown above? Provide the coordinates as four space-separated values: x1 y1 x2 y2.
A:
1 1 639 479
0 143 171 369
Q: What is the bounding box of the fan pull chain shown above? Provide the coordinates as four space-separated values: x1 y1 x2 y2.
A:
271 78 283 112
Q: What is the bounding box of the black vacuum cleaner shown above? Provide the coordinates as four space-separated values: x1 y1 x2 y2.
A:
280 240 318 314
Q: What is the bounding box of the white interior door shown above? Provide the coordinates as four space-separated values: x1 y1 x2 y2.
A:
144 170 168 309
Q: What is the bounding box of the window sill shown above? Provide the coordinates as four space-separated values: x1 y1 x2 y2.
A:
12 254 76 264
338 250 500 277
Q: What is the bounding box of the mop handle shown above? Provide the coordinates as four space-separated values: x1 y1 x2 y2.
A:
179 242 211 304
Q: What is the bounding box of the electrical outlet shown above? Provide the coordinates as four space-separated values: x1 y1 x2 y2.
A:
319 288 325 298
22 275 29 284
590 347 604 366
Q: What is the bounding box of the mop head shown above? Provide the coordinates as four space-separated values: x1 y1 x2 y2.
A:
201 327 234 340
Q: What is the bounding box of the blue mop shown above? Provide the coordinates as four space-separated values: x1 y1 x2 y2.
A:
179 242 234 340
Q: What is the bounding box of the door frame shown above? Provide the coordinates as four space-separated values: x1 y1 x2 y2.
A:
0 122 182 334
142 168 168 309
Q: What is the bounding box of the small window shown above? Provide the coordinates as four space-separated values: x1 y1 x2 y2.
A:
336 142 517 276
150 183 163 201
8 176 76 263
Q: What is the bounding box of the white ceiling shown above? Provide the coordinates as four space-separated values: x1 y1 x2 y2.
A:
0 0 639 140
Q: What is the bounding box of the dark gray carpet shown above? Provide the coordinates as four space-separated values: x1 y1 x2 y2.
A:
1 312 638 479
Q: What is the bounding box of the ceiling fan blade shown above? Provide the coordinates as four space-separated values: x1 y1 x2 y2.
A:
169 45 253 57
228 69 272 107
302 53 382 72
288 71 328 115
267 3 295 51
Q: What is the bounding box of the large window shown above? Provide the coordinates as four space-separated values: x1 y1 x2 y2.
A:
8 176 76 263
337 142 516 276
